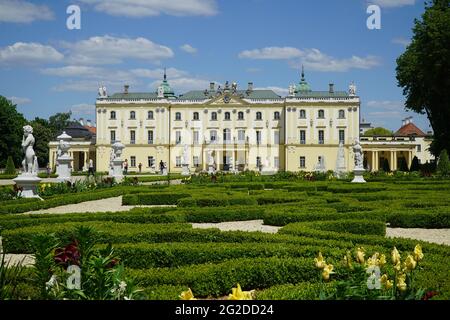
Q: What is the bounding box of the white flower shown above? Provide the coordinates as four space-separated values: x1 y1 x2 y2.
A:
45 275 58 291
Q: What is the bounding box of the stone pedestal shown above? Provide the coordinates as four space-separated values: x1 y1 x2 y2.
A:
261 166 277 176
352 168 366 183
112 158 124 182
13 174 42 199
56 155 73 182
208 165 215 175
162 168 168 176
181 164 190 176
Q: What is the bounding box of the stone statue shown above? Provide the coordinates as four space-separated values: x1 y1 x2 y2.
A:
335 142 346 178
353 139 363 169
21 125 37 175
98 86 107 98
208 151 214 166
288 85 295 96
349 82 357 96
182 144 189 165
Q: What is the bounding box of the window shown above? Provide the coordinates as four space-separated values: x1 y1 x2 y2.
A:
224 112 231 120
193 112 199 120
130 130 136 144
299 110 306 119
148 156 154 168
223 129 231 143
110 130 116 144
300 130 306 144
193 131 199 144
148 111 154 120
256 112 262 120
274 111 280 120
193 156 200 167
211 112 217 121
417 145 422 152
175 131 181 144
256 131 262 145
110 111 116 120
238 130 246 142
300 157 306 168
175 112 182 121
339 130 345 144
318 110 325 119
148 130 154 144
318 130 324 144
210 130 217 142
176 157 182 167
274 131 280 144
256 157 262 168
130 111 136 120
238 111 244 120
274 157 280 169
130 156 136 167
338 110 345 119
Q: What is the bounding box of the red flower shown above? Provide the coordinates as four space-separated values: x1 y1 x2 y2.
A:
422 291 439 300
54 241 80 269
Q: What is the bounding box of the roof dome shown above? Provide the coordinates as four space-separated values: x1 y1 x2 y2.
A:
295 66 312 93
157 69 176 98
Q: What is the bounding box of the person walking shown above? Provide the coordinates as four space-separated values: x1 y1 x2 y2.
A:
138 162 142 173
159 160 164 175
123 159 128 175
88 159 95 177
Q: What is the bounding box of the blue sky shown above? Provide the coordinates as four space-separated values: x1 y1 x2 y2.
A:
0 0 431 132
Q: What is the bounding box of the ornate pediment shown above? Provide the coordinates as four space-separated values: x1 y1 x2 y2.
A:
208 93 248 106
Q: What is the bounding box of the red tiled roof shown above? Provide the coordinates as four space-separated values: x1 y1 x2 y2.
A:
84 126 96 134
395 122 426 137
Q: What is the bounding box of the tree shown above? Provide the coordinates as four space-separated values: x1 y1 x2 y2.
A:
5 156 16 175
48 112 72 136
396 0 450 156
0 96 27 168
382 158 391 172
437 149 450 176
30 118 54 168
410 156 421 172
398 157 409 172
363 127 393 136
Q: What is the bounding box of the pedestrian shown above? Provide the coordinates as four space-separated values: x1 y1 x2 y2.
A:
123 159 128 175
88 159 95 177
159 160 164 174
138 162 142 173
46 163 51 177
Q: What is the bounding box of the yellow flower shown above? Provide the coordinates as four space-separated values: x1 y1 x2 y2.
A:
314 252 326 269
391 247 401 265
404 255 417 271
394 261 402 272
414 244 424 262
367 252 380 267
380 274 393 290
179 288 196 300
397 273 407 292
378 254 387 268
356 247 365 264
228 284 253 300
343 251 353 269
322 264 335 281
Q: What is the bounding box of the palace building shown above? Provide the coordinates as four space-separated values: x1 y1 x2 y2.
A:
48 69 434 174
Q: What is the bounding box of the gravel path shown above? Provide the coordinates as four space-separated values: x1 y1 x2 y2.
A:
386 228 450 246
22 196 176 215
192 220 281 234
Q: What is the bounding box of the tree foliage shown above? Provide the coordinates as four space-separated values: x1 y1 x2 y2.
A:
29 118 54 168
410 156 421 172
5 156 16 175
437 149 450 176
363 127 393 136
0 96 26 168
396 0 450 156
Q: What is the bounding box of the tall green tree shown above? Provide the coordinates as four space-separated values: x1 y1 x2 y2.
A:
363 127 393 136
437 149 450 176
29 118 54 168
48 112 72 136
0 96 27 168
396 0 450 156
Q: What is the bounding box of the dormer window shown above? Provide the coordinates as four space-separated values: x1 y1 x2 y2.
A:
175 112 182 121
318 110 325 119
256 112 262 120
130 111 136 120
110 111 116 120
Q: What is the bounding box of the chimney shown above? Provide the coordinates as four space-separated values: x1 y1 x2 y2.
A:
248 82 254 92
79 118 84 126
124 84 129 94
402 118 406 126
86 119 92 127
329 83 334 94
210 82 215 91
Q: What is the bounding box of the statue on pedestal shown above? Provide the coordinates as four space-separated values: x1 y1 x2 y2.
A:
352 138 366 183
21 125 38 176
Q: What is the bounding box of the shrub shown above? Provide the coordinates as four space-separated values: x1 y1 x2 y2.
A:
4 156 16 175
122 193 191 206
437 150 450 177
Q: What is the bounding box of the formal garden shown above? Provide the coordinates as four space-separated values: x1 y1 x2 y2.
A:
0 170 449 300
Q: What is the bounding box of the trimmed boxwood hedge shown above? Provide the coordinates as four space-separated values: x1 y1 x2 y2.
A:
122 193 191 205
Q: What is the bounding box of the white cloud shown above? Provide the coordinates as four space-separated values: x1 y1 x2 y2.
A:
239 47 303 60
8 96 31 105
369 0 415 8
255 86 287 96
0 0 53 23
71 103 95 116
63 35 174 65
239 46 380 72
392 37 411 46
180 44 198 54
80 0 218 17
0 42 64 65
366 100 404 110
130 67 187 79
152 77 212 93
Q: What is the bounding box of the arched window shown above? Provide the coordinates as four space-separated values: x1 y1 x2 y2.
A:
175 112 182 121
256 112 262 120
338 110 345 119
299 110 306 119
224 112 231 120
130 111 136 120
193 112 199 120
148 111 154 120
318 110 325 119
238 111 244 120
211 112 218 121
110 111 116 120
274 111 280 120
